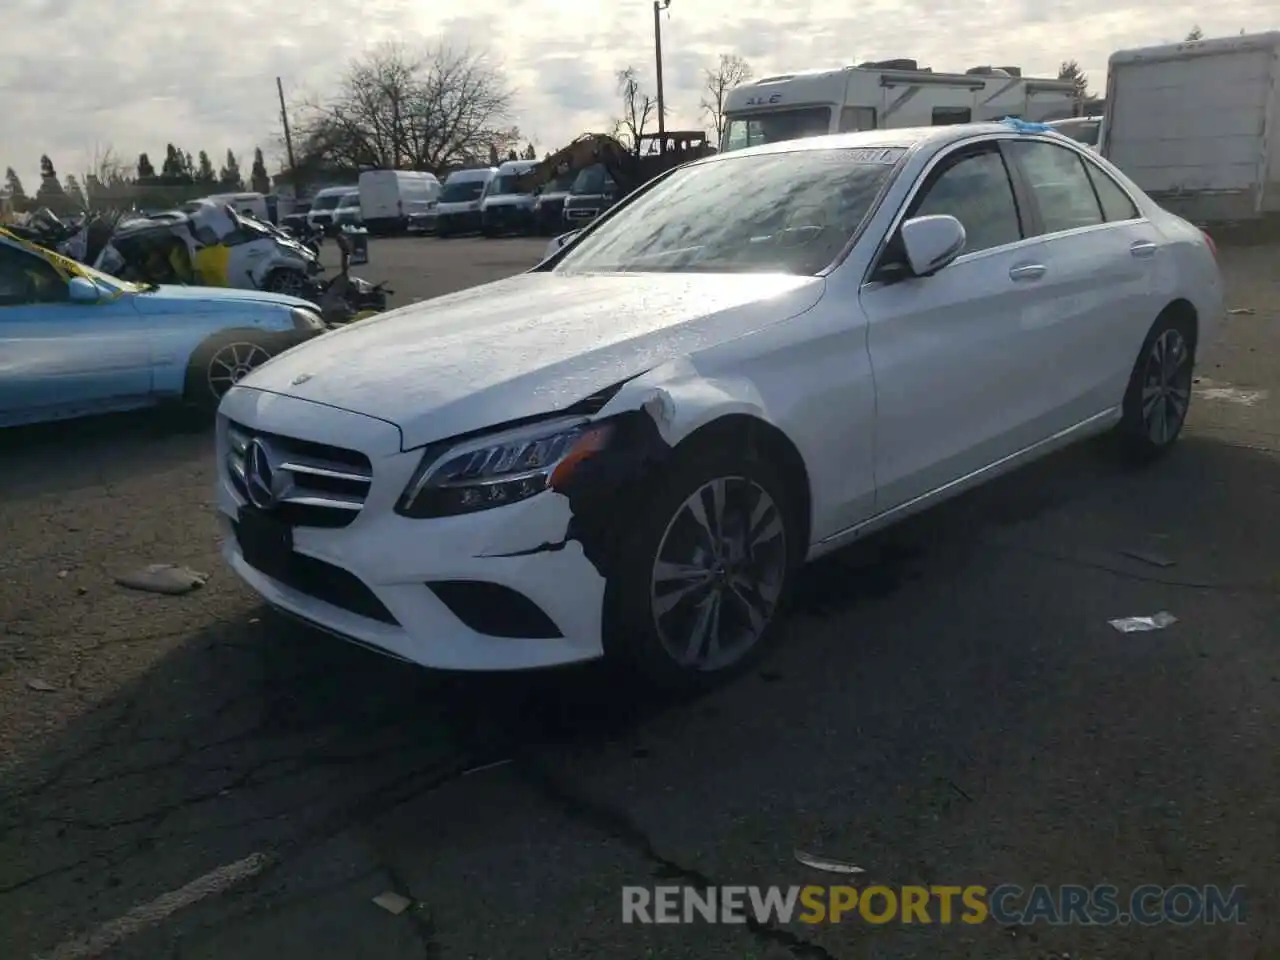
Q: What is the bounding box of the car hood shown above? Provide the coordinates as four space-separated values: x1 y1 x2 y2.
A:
130 285 314 315
238 271 825 449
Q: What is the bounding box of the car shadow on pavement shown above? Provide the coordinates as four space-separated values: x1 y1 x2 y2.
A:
2 435 1278 959
0 408 210 500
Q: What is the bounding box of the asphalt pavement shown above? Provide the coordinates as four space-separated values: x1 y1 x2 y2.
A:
1 236 1277 959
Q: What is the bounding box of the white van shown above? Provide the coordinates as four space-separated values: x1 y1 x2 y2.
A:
435 167 498 237
202 191 269 221
358 170 441 235
479 160 539 237
307 186 358 231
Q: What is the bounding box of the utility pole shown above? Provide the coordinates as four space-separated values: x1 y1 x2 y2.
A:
653 0 671 155
276 76 297 191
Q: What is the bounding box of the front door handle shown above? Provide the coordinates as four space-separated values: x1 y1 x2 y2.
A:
1009 263 1046 281
1130 240 1158 258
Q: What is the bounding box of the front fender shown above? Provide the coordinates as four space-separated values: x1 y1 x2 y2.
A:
594 357 774 448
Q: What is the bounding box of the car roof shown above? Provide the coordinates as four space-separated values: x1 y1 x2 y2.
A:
694 122 1029 165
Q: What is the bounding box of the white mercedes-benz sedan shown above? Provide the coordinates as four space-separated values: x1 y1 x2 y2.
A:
215 122 1223 690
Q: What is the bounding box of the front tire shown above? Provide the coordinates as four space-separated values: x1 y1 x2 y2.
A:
1115 311 1196 463
183 334 278 416
603 444 802 693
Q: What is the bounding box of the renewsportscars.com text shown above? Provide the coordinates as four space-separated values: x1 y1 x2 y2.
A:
622 884 1246 926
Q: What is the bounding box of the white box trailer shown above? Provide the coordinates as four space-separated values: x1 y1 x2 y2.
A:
1102 31 1280 223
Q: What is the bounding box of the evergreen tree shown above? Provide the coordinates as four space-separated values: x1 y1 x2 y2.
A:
250 147 270 193
4 167 26 202
137 152 156 179
1057 60 1090 101
63 174 87 210
196 150 217 184
218 149 244 190
34 155 68 212
161 144 184 180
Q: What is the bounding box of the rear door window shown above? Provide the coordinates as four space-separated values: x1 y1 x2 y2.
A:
1082 161 1140 222
1005 139 1103 234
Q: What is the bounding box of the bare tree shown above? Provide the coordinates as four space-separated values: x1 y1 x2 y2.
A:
613 66 656 155
700 54 753 143
294 42 518 174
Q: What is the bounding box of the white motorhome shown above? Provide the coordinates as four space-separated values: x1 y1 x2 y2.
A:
358 169 441 235
1103 31 1280 223
721 59 1078 152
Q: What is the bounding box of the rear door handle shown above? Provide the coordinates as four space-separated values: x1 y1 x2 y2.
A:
1009 263 1046 281
1130 240 1158 258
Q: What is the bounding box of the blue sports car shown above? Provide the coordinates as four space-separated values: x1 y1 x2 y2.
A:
0 227 328 427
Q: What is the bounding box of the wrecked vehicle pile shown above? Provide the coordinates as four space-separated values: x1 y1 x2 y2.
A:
9 203 390 327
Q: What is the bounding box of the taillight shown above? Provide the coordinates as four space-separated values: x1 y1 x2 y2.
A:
1202 230 1217 259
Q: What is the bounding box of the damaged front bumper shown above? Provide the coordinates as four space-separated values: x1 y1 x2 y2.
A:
214 390 609 671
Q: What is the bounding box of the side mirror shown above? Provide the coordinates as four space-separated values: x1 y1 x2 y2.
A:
67 276 102 303
556 230 581 250
899 214 966 277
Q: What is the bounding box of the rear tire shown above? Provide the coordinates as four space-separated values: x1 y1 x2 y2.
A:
602 442 803 694
1114 310 1196 463
183 333 279 416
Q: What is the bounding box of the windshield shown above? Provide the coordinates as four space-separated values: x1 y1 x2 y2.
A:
542 173 576 194
486 174 527 197
311 193 345 211
721 107 834 152
1051 119 1101 146
337 194 360 208
570 164 614 195
556 146 903 276
440 180 488 203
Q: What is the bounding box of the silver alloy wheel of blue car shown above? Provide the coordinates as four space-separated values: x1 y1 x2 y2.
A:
206 342 273 400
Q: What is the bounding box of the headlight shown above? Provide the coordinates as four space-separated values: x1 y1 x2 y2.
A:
290 307 324 330
396 417 613 518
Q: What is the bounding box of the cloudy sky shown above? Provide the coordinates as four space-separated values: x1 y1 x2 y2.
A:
0 0 1272 187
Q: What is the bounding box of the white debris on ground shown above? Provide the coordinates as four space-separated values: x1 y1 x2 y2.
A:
371 891 413 915
1109 612 1178 633
114 564 208 596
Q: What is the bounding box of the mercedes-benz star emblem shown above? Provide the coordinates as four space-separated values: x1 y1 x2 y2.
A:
245 439 279 510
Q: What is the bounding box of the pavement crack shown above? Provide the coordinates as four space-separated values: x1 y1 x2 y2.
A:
381 861 440 958
513 755 841 960
988 540 1280 593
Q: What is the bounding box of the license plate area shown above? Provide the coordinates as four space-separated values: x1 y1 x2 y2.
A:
236 508 294 577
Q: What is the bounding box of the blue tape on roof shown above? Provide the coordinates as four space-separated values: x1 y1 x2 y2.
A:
999 117 1059 134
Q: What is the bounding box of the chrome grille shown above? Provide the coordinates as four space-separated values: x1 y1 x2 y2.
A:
226 421 372 528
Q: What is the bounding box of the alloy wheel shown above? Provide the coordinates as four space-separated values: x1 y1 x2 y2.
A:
1141 328 1193 445
649 476 788 672
266 271 309 297
207 342 272 399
